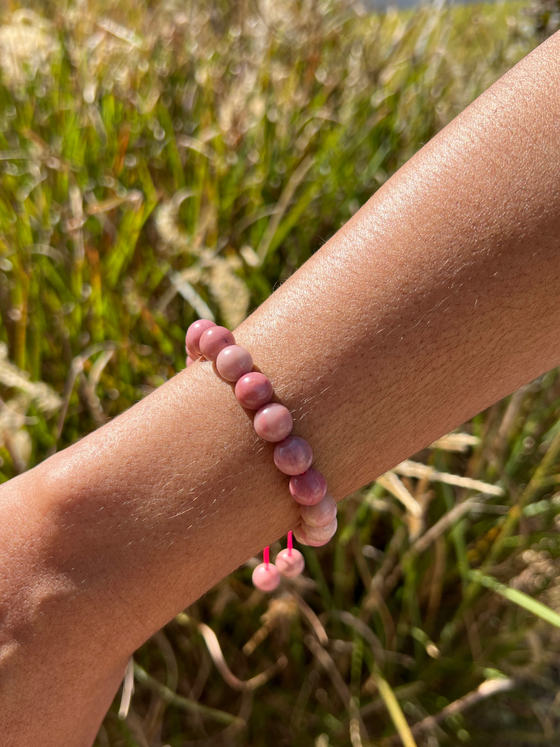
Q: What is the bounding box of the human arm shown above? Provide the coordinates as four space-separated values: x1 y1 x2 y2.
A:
2 30 560 747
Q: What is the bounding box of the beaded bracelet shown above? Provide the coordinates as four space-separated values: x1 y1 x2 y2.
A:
185 319 338 592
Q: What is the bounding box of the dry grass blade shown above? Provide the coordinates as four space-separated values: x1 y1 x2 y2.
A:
378 493 495 602
96 17 146 49
256 155 313 265
168 271 215 321
233 205 280 238
133 662 244 727
53 342 117 448
366 525 407 599
401 678 517 741
118 656 135 720
335 610 386 664
81 348 116 425
86 191 142 215
89 348 115 390
155 266 202 314
394 459 504 496
293 592 329 646
377 472 423 517
430 432 480 452
198 622 287 691
305 635 369 744
493 385 529 455
333 610 413 668
177 134 217 161
408 492 493 557
360 682 426 719
0 343 61 413
69 184 84 263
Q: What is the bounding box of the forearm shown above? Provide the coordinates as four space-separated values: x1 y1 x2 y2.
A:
3 30 560 745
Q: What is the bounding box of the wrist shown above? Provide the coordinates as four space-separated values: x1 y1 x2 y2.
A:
28 362 302 651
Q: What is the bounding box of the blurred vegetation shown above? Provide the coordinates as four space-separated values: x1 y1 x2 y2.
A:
1 1 560 746
531 0 560 37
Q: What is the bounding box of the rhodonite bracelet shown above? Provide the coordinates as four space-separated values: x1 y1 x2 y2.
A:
185 319 338 591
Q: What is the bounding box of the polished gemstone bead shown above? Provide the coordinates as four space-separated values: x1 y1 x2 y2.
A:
216 345 253 382
300 493 337 527
252 562 281 592
235 372 273 409
293 524 327 547
294 517 337 547
186 355 195 367
186 319 215 356
253 403 293 442
199 326 235 362
275 548 305 578
304 517 338 543
273 435 313 475
289 468 327 506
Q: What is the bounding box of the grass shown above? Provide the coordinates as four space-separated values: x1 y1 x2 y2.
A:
1 1 559 745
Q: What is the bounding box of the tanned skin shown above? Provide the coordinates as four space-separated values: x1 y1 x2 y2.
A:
2 31 560 747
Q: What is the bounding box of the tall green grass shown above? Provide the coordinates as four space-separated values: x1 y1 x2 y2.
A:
2 2 560 745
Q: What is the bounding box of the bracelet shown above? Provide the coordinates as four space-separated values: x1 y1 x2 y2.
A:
185 320 338 592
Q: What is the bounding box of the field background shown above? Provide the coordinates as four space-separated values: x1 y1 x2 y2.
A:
1 1 560 745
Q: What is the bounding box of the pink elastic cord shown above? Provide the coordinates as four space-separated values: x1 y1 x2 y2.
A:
263 546 270 566
287 530 293 556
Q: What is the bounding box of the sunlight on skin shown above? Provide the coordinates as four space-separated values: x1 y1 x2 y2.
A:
2 31 560 747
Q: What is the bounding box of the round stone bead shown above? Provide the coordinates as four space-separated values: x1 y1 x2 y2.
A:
186 319 215 357
273 435 313 476
294 517 337 547
293 524 329 547
289 468 327 506
216 345 253 382
300 493 337 527
304 517 338 544
186 355 195 367
235 372 273 410
199 326 235 362
275 548 305 578
252 562 281 592
253 403 293 443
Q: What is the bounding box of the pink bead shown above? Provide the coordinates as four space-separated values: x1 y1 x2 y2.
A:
289 468 327 506
253 403 293 443
186 355 195 367
216 345 253 382
275 548 305 578
293 524 328 547
300 493 337 527
235 372 273 410
186 319 215 356
304 517 338 543
252 563 281 592
199 326 235 362
293 518 337 547
273 435 313 475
